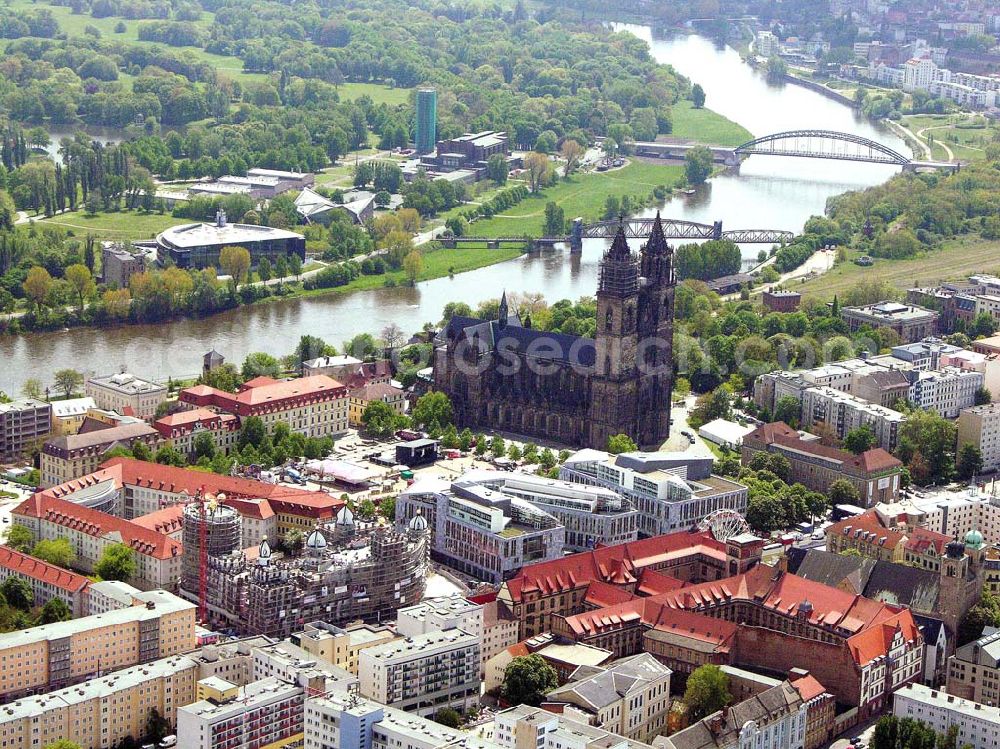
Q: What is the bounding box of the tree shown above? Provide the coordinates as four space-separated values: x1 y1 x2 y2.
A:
362 400 403 438
64 264 95 312
773 396 801 429
502 654 558 706
23 266 53 314
381 323 405 353
412 391 453 432
523 152 550 193
146 708 171 743
433 708 462 728
379 496 396 522
155 445 187 466
828 479 860 507
95 543 137 582
21 378 43 400
957 443 984 481
242 352 282 379
219 245 251 289
238 415 268 451
487 153 509 185
5 523 34 553
194 431 217 460
607 434 638 454
683 664 731 720
895 410 957 485
560 139 584 175
691 83 706 108
543 202 565 236
959 590 1000 645
975 387 992 406
42 741 82 749
0 576 33 610
36 597 72 624
403 250 423 285
685 146 714 185
844 425 876 454
32 538 76 568
53 369 84 398
490 435 506 457
257 257 272 283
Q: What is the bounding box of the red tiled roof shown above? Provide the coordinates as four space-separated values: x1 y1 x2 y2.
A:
789 673 828 702
584 580 638 608
827 511 907 549
503 529 726 603
847 616 921 666
0 545 90 593
181 376 346 413
240 376 280 389
905 527 950 556
132 505 185 536
637 568 688 597
153 407 237 437
349 382 403 401
12 495 181 560
222 496 276 520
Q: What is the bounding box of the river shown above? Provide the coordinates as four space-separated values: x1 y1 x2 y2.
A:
0 30 907 392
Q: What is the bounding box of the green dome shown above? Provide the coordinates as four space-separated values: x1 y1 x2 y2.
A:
965 529 984 547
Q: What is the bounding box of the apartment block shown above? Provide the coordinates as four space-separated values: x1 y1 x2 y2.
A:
397 595 484 640
895 683 1000 749
293 620 398 675
0 588 195 700
947 629 1000 704
86 371 167 420
177 676 305 749
800 386 905 451
495 705 653 749
180 375 349 438
908 367 984 418
359 628 481 716
397 474 566 583
0 398 51 460
558 450 747 537
958 403 1000 473
0 546 90 618
101 241 146 289
12 493 182 590
0 654 198 749
545 654 672 743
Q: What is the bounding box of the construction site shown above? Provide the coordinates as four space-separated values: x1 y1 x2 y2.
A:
180 504 430 638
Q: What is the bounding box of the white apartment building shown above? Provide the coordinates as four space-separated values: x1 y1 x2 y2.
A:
958 403 1000 473
800 386 905 451
177 676 305 749
85 371 167 420
558 449 748 536
909 367 984 418
894 683 1000 749
928 80 993 108
903 57 941 91
397 595 484 640
359 628 481 716
756 31 779 57
546 654 672 743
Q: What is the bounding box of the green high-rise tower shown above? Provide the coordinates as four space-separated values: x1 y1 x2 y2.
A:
415 88 437 155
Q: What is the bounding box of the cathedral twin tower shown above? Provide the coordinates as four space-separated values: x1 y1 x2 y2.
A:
434 214 676 450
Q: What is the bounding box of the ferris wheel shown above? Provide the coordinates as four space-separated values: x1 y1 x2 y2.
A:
698 509 751 543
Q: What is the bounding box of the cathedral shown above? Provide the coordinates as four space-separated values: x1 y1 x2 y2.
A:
433 213 676 450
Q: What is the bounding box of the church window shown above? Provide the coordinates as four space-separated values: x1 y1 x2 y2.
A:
606 309 613 330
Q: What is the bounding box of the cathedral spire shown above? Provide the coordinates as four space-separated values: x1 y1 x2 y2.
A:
599 219 639 298
643 211 670 257
605 218 632 262
497 290 509 330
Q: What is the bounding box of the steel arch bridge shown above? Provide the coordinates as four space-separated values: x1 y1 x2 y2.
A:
577 217 793 245
734 129 911 166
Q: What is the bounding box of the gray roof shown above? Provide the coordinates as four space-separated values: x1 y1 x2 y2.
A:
657 681 803 749
547 653 670 713
442 315 596 368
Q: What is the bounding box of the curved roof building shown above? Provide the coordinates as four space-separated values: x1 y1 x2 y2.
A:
155 211 304 270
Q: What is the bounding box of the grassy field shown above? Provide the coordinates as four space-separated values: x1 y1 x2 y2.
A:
671 101 753 147
467 161 685 237
338 82 412 106
795 237 1000 300
901 114 997 163
34 209 190 239
295 245 523 298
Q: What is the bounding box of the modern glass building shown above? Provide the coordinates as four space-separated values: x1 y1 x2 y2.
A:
415 88 437 154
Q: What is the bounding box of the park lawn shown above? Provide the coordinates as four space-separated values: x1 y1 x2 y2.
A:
35 209 190 239
340 82 412 106
466 161 685 238
293 245 522 298
795 236 1000 301
670 101 753 147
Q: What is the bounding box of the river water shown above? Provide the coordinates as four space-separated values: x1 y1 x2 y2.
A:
1 30 907 392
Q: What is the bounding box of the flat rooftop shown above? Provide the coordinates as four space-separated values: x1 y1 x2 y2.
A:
158 221 303 250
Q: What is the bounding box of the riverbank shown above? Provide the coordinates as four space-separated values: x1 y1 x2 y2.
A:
795 236 1000 300
781 72 859 109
